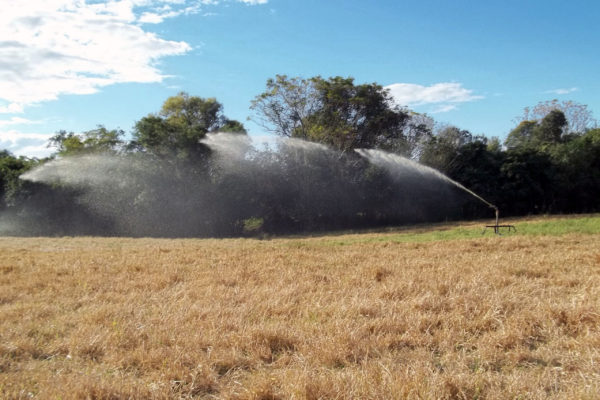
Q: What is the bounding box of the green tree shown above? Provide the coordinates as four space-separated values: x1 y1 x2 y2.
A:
443 140 503 217
49 126 124 156
419 125 474 173
504 120 537 150
219 119 247 134
505 110 567 150
250 75 320 139
518 99 597 134
549 128 600 212
132 92 245 159
305 77 410 153
251 75 414 155
403 112 434 159
486 136 502 153
500 148 557 214
0 150 37 208
536 109 567 144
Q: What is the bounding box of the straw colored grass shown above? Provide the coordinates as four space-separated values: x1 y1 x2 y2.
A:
1 218 599 399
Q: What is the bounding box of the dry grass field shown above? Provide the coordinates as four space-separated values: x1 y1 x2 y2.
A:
1 216 600 399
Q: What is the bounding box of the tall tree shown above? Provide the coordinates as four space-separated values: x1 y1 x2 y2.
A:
250 75 319 139
132 92 245 159
517 99 597 134
306 77 410 153
505 110 567 150
499 148 557 214
251 75 414 155
535 109 567 144
549 128 600 212
504 120 537 150
419 125 474 173
403 112 434 159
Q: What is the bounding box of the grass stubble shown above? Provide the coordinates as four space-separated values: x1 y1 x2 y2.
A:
1 216 599 399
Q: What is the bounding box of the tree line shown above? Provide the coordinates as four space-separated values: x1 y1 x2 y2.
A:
0 76 598 236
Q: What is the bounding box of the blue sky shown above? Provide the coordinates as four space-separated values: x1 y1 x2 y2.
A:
1 0 599 157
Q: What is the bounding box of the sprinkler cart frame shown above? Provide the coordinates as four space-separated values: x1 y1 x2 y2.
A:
482 207 516 235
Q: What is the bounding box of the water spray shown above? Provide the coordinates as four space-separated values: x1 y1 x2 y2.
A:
459 187 514 234
11 136 515 237
455 173 518 234
452 182 498 227
354 148 515 235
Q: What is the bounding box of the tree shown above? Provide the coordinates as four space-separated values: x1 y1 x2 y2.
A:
132 92 245 159
486 136 502 153
250 75 320 139
517 99 597 134
49 126 124 156
0 150 37 208
219 119 247 134
419 125 474 173
504 120 537 150
549 128 600 212
505 110 567 150
402 112 434 159
443 140 503 218
251 75 414 155
306 77 411 153
535 109 567 144
499 148 557 214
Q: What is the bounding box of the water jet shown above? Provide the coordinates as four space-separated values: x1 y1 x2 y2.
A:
355 148 515 234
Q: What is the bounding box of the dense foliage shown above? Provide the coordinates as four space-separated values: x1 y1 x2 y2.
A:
0 83 598 237
250 75 420 155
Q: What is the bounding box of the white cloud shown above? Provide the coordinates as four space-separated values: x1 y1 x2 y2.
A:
0 1 267 115
138 2 205 23
385 82 483 113
0 0 269 157
0 130 54 158
545 87 578 95
0 117 41 128
430 104 458 113
0 103 25 114
0 1 270 114
0 0 196 113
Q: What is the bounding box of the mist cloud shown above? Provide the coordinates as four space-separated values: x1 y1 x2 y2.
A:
9 134 468 237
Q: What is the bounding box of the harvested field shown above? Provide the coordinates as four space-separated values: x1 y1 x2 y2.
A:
1 217 600 399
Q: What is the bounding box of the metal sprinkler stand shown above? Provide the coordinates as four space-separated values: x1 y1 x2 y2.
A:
482 207 516 235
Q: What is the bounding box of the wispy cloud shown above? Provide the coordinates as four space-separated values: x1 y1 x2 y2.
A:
430 104 458 113
0 0 267 114
0 117 41 127
385 82 483 113
544 87 578 95
138 2 204 24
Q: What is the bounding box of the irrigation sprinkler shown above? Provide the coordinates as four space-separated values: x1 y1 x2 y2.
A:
437 176 515 235
481 206 516 235
462 188 516 235
353 148 517 236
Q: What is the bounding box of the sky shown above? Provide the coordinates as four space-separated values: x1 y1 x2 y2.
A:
1 0 599 158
